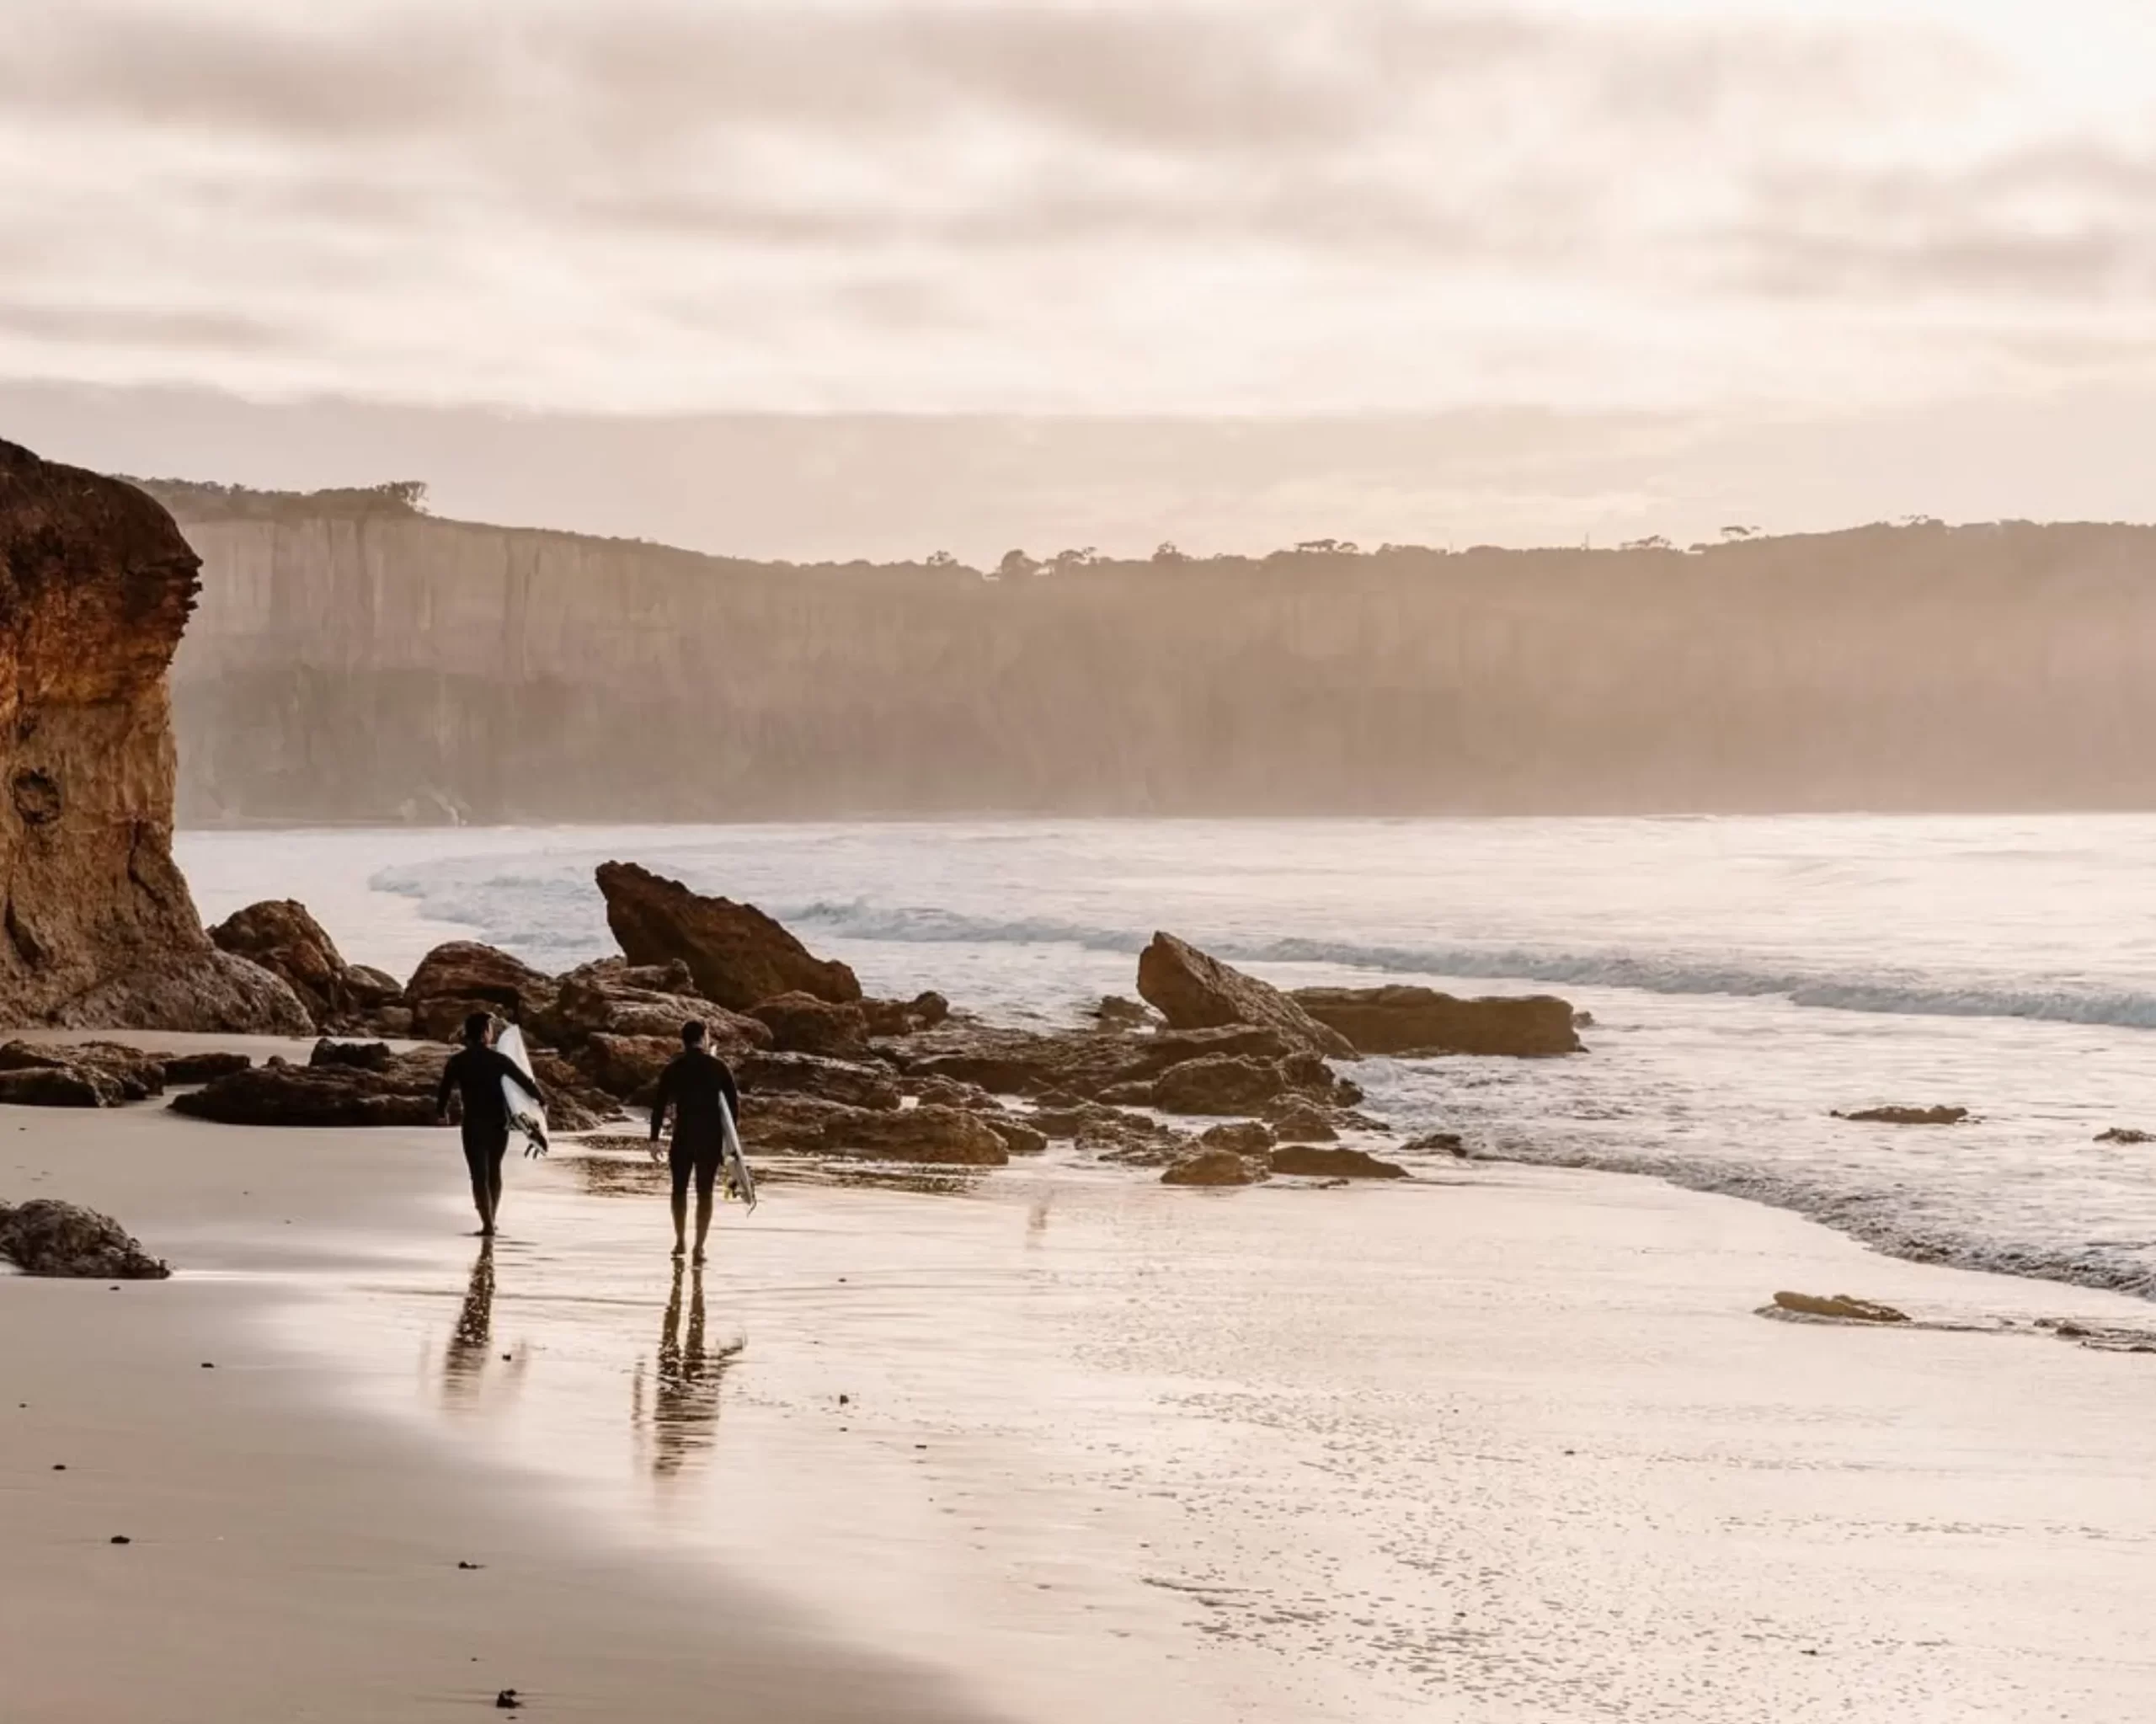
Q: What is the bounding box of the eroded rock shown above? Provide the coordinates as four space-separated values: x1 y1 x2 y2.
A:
405 942 556 1042
596 862 860 1010
737 1049 899 1111
1770 1290 1910 1324
0 440 311 1035
750 992 870 1058
1161 1149 1268 1187
171 1043 449 1127
208 899 385 1031
815 1103 1009 1166
0 1198 168 1278
1135 932 1354 1058
1291 985 1582 1057
1267 1145 1407 1179
1198 1120 1275 1156
1833 1106 1969 1126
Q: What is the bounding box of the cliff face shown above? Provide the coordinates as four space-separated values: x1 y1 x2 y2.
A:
0 442 307 1029
159 493 2156 822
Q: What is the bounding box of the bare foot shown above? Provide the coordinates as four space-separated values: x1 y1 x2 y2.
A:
691 1251 707 1266
670 1241 685 1258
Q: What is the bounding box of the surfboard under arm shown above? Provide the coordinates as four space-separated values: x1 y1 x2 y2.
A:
495 1024 550 1156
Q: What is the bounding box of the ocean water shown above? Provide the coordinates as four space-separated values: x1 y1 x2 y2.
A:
179 815 2156 1298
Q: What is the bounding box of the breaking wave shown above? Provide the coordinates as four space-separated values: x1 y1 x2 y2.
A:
782 899 2156 1032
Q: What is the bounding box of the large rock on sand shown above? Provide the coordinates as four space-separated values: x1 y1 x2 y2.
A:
818 1104 1009 1166
1120 1051 1359 1117
0 1198 168 1278
405 942 556 1042
1136 933 1353 1059
750 992 870 1058
596 862 859 1011
537 958 768 1054
0 441 312 1035
209 899 398 1031
1161 1148 1268 1187
1770 1290 1910 1324
171 1043 448 1127
737 1049 900 1111
1291 985 1582 1057
0 1039 172 1105
1267 1145 1407 1179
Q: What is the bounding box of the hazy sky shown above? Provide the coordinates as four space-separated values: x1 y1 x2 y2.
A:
5 1 2156 555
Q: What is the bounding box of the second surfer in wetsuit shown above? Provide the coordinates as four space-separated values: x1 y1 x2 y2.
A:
435 1012 542 1237
648 1021 742 1263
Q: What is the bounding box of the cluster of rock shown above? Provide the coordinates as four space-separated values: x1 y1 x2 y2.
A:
0 1041 249 1107
159 870 1582 1180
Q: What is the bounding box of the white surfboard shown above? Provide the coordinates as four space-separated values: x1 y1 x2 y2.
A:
720 1094 756 1211
496 1023 549 1158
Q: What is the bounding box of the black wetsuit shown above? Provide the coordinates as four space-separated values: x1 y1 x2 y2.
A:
436 1045 542 1194
649 1049 742 1204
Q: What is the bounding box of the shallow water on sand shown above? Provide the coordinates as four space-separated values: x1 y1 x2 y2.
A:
181 816 2156 1298
270 1145 2156 1724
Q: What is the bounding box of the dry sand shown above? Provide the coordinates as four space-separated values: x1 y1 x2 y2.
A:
5 1054 2156 1721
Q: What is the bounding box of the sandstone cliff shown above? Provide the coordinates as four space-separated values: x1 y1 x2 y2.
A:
0 443 307 1030
152 483 2156 821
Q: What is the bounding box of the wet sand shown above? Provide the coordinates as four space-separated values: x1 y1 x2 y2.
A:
0 1069 1006 1724
6 1070 2156 1721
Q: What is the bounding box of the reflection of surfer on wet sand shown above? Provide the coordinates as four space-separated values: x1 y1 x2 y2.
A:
443 1238 496 1382
636 1259 741 1477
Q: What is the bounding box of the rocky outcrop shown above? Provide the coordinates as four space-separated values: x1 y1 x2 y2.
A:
2096 1127 2153 1145
1290 985 1582 1057
1264 1099 1338 1143
1028 1101 1194 1166
1770 1291 1910 1324
1118 1051 1358 1116
0 1198 168 1278
737 1050 900 1111
0 441 310 1034
404 942 556 1041
171 1042 450 1127
1198 1120 1275 1156
750 992 869 1058
536 957 768 1054
208 899 399 1031
1267 1145 1407 1179
0 1065 113 1107
596 862 859 1011
983 1117 1049 1156
1136 933 1353 1058
1833 1105 1969 1126
0 1039 173 1105
1161 1148 1268 1187
861 991 950 1037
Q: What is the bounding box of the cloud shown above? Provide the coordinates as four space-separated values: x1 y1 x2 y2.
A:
0 1 2149 414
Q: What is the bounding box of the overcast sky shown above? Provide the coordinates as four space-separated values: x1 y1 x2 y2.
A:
5 1 2155 557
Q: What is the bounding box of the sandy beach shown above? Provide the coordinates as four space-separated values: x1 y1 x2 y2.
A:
6 1046 2155 1723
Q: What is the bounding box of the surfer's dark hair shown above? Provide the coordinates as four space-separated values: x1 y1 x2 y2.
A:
462 1011 492 1045
681 1020 707 1048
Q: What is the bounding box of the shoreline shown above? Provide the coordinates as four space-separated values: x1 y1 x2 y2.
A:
0 1093 1011 1724
8 1086 2156 1720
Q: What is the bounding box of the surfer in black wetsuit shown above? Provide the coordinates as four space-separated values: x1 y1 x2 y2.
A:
435 1012 542 1237
648 1021 742 1263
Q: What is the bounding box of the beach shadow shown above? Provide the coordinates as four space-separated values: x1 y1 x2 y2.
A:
632 1261 743 1479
